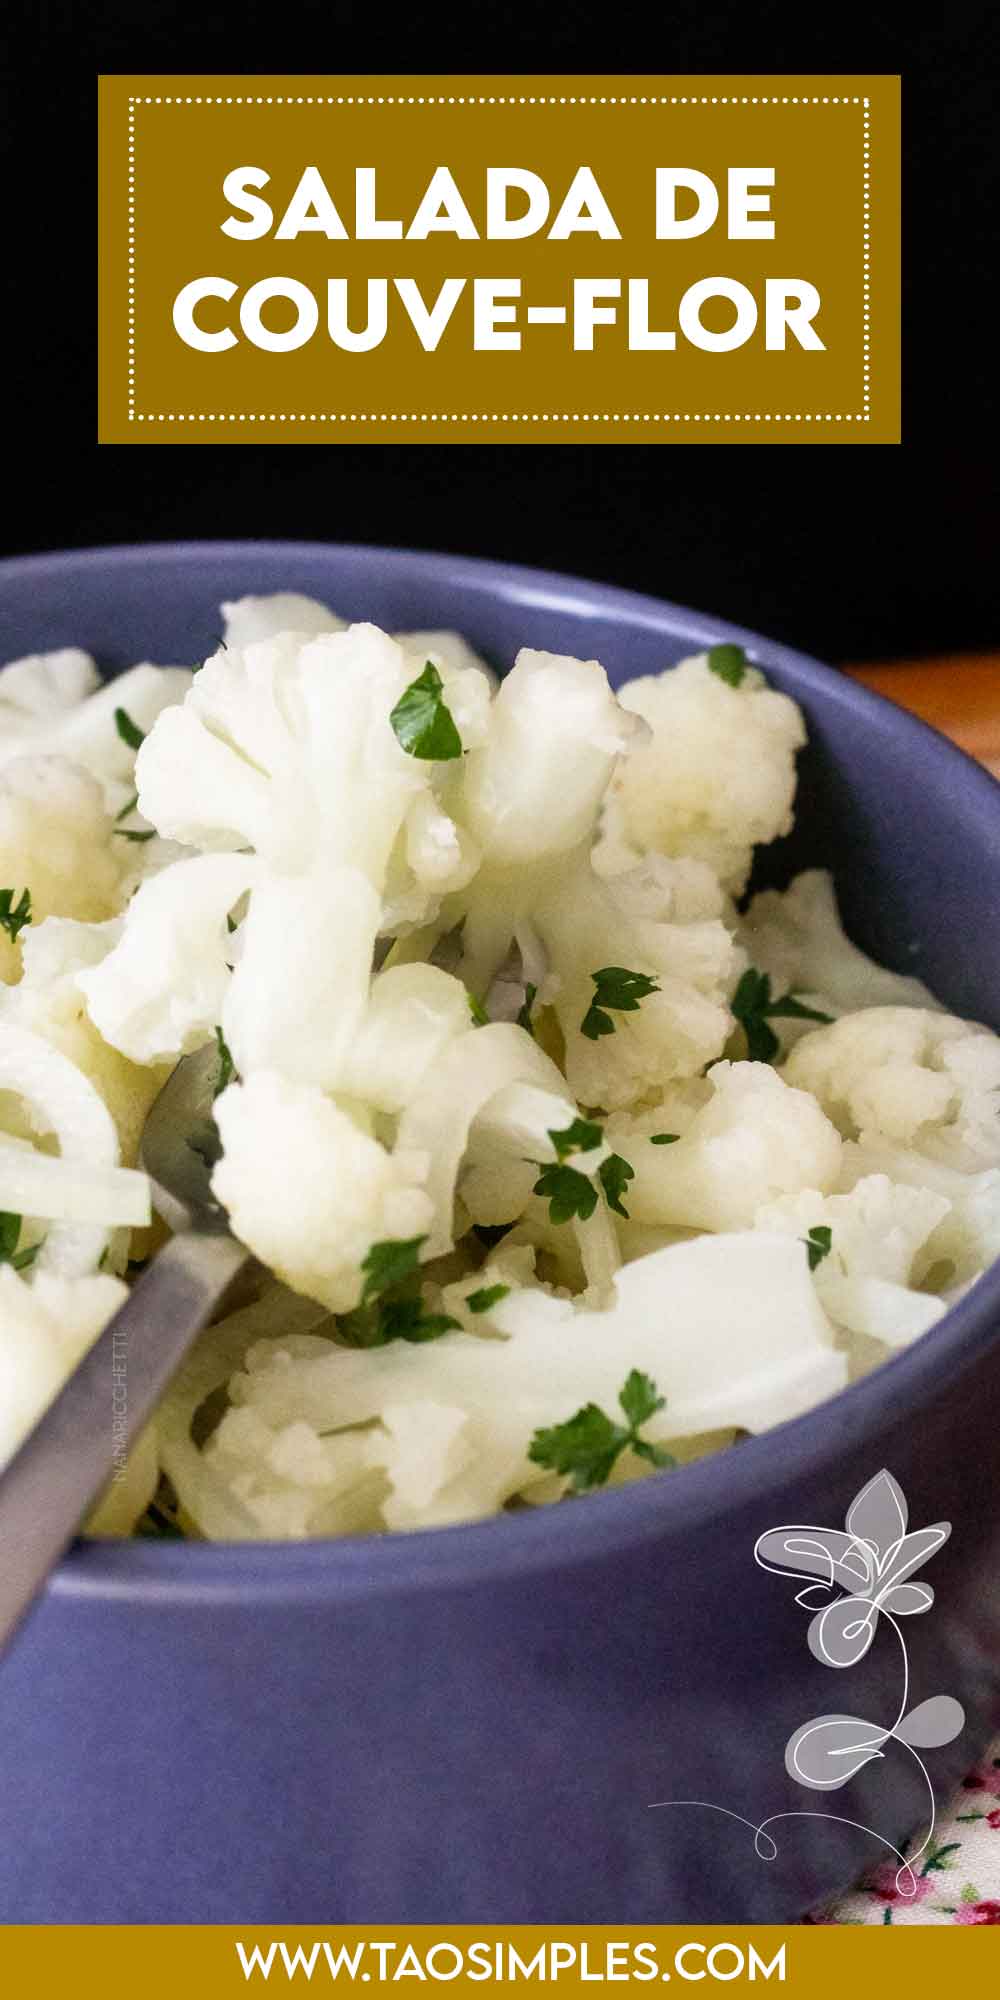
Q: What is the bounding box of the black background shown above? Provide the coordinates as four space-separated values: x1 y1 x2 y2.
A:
3 0 997 663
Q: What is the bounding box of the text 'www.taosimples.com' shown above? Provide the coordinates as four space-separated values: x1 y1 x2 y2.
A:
235 1941 787 1985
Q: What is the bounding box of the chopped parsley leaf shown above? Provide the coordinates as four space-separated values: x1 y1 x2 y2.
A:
0 1211 40 1272
213 1025 236 1098
389 661 462 761
731 967 833 1064
376 1298 460 1344
598 1152 635 1218
467 989 490 1027
649 1132 680 1146
532 1162 599 1225
529 1369 675 1493
466 1283 510 1315
114 706 146 751
581 965 660 1041
804 1224 834 1272
706 643 748 687
549 1116 604 1161
360 1235 427 1306
0 887 32 943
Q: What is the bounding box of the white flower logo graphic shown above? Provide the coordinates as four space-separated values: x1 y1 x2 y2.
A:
649 1468 965 1895
754 1468 951 1670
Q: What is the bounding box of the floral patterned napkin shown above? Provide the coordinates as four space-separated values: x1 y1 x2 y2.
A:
819 1739 1000 1924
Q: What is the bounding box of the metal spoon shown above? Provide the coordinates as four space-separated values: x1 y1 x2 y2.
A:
0 1043 249 1651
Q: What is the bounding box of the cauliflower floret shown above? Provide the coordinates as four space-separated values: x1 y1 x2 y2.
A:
459 647 637 868
839 1140 1000 1288
532 852 740 1110
742 870 939 1020
221 592 345 647
756 1174 952 1348
394 629 498 686
338 963 476 1113
1 665 193 812
3 917 166 1162
203 1397 384 1539
446 648 639 992
396 1022 602 1259
136 625 483 922
0 1266 127 1470
211 1071 434 1313
0 647 99 734
622 1059 842 1231
79 854 258 1065
0 755 124 979
606 653 806 895
223 864 378 1088
784 1007 1000 1170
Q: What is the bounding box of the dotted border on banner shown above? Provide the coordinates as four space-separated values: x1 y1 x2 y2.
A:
125 94 873 428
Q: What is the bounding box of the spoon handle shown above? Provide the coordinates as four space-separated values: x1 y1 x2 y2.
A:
0 1230 247 1652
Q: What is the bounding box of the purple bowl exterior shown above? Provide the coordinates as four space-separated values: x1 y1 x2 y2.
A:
0 541 999 1923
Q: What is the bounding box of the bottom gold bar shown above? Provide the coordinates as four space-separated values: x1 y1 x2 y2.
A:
0 1924 995 1994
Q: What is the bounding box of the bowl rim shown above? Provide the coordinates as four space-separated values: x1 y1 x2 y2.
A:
4 538 999 1610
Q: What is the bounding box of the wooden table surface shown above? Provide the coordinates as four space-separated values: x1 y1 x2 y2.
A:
848 655 1000 777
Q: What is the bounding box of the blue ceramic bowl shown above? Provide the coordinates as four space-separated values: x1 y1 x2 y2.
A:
1 542 999 1924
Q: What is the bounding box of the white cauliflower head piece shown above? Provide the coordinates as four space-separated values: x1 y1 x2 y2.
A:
742 870 939 1019
0 755 124 947
606 652 806 894
458 645 638 868
221 592 346 648
136 624 486 909
79 853 258 1066
784 1007 1000 1171
623 1059 842 1231
533 853 740 1110
211 1071 434 1313
756 1174 952 1348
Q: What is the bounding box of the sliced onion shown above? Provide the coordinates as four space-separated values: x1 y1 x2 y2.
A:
0 1141 150 1227
0 1024 121 1275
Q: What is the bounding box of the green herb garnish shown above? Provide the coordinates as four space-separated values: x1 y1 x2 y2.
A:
466 1283 510 1315
213 1025 236 1098
376 1298 461 1344
0 1212 40 1272
114 706 146 751
529 1370 675 1493
581 965 660 1041
467 989 490 1027
532 1162 598 1225
649 1132 680 1146
706 643 748 687
804 1225 834 1272
0 887 32 943
389 661 462 761
731 968 833 1064
549 1117 604 1161
360 1236 427 1306
598 1152 635 1218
